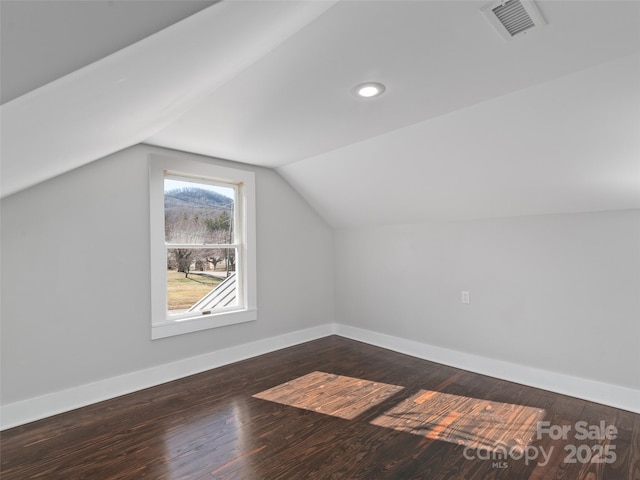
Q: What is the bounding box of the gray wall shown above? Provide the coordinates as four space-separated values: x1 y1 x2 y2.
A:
0 144 334 404
3 143 638 408
335 210 640 390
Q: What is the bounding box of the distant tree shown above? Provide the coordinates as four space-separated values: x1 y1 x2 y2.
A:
226 249 236 274
174 249 193 277
207 253 223 270
164 187 235 276
204 211 231 235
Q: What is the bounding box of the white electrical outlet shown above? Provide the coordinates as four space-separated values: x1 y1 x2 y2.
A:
461 291 470 304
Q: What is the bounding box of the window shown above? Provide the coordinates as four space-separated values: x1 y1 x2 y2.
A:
149 154 256 339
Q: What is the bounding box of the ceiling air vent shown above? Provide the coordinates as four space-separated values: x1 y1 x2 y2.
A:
481 0 546 41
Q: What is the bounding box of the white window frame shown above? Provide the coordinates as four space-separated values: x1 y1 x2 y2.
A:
149 154 257 340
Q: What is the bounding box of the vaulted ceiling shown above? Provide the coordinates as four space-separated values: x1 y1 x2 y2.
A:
2 0 639 227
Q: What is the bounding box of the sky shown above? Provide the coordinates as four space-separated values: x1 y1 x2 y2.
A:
164 178 234 199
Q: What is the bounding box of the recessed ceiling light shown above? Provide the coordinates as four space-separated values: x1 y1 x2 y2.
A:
353 82 386 98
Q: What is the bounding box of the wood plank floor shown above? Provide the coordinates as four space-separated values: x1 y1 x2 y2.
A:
2 336 639 479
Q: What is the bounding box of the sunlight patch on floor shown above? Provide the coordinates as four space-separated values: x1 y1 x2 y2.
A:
253 371 404 420
371 389 546 451
254 373 546 453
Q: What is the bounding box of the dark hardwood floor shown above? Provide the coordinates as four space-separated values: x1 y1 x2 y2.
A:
2 336 639 479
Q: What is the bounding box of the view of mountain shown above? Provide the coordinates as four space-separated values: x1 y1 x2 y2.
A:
164 187 234 210
164 187 234 245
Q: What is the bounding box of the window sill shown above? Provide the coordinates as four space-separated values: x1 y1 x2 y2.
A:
151 308 257 340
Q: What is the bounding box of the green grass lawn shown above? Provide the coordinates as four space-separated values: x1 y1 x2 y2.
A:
167 270 222 311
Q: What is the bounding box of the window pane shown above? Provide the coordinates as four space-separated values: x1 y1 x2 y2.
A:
167 248 238 314
164 178 235 245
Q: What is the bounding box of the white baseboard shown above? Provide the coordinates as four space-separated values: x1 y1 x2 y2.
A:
3 323 637 430
0 323 336 430
335 324 640 414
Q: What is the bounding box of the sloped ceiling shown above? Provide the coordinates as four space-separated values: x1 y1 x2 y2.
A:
1 0 639 228
0 0 217 104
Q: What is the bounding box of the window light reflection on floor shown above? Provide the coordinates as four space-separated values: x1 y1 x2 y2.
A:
252 371 404 420
254 372 546 454
371 389 546 451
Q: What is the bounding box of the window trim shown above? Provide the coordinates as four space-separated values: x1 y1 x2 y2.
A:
149 154 257 340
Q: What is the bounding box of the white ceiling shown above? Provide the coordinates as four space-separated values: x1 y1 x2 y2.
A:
0 0 217 103
1 0 639 227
